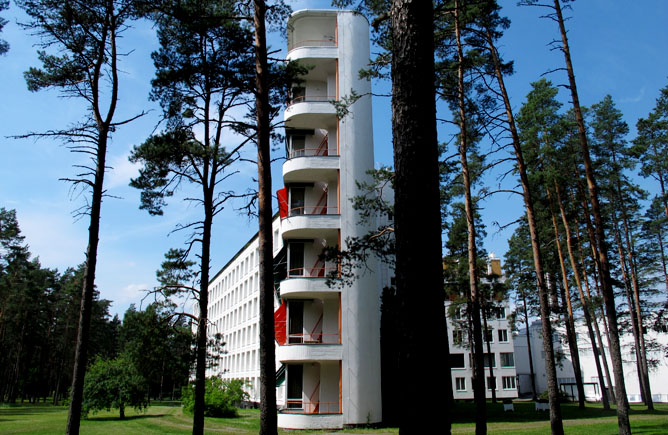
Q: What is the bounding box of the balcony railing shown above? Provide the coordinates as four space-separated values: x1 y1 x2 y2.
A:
287 205 339 217
282 401 341 415
288 134 333 159
288 266 338 278
287 332 340 345
286 95 336 107
289 38 336 52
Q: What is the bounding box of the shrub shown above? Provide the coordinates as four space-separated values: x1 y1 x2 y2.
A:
182 377 248 418
82 355 149 419
538 389 571 403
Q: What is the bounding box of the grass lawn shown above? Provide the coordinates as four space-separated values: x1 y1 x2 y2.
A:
0 401 666 434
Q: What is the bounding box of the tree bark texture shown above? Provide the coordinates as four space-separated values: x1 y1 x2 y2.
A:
390 1 451 432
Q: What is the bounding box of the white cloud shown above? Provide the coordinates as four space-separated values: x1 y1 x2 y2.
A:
621 87 646 104
106 152 141 189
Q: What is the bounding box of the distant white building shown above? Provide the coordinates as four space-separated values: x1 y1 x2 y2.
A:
446 255 518 400
514 319 668 402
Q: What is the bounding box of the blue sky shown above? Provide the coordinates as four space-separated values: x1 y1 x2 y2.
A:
1 0 667 317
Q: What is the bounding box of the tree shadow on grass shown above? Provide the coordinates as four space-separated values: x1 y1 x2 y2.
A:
86 413 167 422
0 406 65 416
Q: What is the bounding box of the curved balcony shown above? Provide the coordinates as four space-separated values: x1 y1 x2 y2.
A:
280 277 339 299
281 214 340 240
283 156 339 183
284 96 337 125
278 412 343 430
287 44 337 62
278 343 342 362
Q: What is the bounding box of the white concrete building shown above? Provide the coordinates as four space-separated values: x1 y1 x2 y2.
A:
514 319 668 403
205 10 383 430
447 256 519 400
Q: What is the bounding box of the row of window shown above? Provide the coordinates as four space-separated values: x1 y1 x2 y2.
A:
453 306 506 320
452 328 509 346
450 352 515 369
454 376 516 391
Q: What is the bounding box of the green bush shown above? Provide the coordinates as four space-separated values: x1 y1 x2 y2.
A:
182 377 248 418
538 389 571 403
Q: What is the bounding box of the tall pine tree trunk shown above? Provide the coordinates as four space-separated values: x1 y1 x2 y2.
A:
482 305 496 404
390 1 450 432
522 292 538 400
483 18 562 433
556 185 610 409
454 3 485 432
552 1 631 431
613 168 653 409
253 1 277 433
547 190 585 408
66 131 109 435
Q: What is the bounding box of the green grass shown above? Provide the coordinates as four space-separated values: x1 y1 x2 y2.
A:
0 401 666 434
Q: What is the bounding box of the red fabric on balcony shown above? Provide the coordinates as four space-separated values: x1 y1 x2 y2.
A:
274 301 287 345
277 187 288 219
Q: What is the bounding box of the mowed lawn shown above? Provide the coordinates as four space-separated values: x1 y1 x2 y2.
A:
1 401 667 434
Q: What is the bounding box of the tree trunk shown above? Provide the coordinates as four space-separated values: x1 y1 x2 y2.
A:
612 162 653 410
192 206 212 435
552 1 631 431
556 186 609 409
482 305 496 404
454 3 485 432
547 190 585 408
522 292 538 401
253 2 277 434
483 21 562 430
611 218 650 407
574 178 617 402
390 1 450 432
66 132 108 435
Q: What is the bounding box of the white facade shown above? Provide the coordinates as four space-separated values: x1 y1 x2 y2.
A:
514 319 668 403
205 218 284 403
206 10 382 430
447 302 518 399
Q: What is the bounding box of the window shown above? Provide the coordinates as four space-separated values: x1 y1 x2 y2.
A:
490 306 505 319
455 377 466 391
290 187 305 215
502 376 516 390
287 365 303 408
290 86 305 103
450 353 465 369
500 352 515 368
288 242 304 276
289 135 306 157
498 329 508 342
484 328 493 343
288 300 304 344
487 376 496 391
483 353 496 368
453 329 467 346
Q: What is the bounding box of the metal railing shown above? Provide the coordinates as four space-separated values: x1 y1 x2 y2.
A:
282 401 341 415
286 95 336 107
287 205 339 216
288 147 337 159
287 266 339 278
289 38 337 51
287 332 340 345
